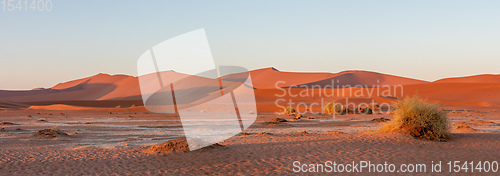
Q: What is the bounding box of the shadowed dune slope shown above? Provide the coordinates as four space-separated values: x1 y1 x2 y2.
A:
250 67 427 89
249 67 341 89
288 70 427 88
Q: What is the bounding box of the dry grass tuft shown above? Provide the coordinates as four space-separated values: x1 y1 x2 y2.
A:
379 96 450 141
322 102 347 115
282 106 296 114
295 113 303 120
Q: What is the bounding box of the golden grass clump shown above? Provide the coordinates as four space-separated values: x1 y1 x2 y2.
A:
379 96 450 141
295 113 303 119
283 106 296 114
322 102 347 115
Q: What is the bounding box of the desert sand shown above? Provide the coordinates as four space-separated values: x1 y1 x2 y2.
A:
0 105 499 175
0 68 499 175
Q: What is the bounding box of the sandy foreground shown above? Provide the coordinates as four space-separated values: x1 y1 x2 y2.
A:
0 106 499 175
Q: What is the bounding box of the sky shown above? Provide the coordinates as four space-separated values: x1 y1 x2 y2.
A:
1 0 499 90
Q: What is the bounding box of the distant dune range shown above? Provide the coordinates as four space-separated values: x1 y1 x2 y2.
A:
0 67 499 110
434 74 500 84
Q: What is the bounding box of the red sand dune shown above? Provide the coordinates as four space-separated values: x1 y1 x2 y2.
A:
0 73 141 103
402 83 500 105
250 67 427 89
51 73 141 100
286 70 427 88
28 104 95 110
434 74 500 84
249 67 340 89
0 67 499 109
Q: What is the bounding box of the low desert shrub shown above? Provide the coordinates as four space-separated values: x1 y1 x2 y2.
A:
322 102 346 115
283 106 296 114
379 96 450 141
356 106 373 114
295 113 303 119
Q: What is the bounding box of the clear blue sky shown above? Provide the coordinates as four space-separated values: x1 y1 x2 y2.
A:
1 0 499 90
